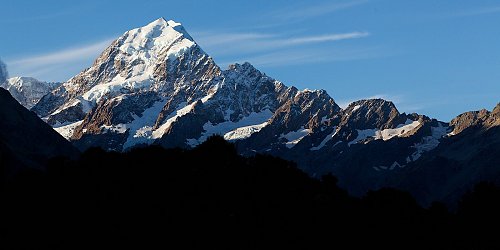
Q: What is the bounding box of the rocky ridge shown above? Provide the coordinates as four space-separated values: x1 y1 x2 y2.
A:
0 77 61 109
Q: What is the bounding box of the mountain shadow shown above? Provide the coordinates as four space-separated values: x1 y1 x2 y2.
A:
1 135 500 249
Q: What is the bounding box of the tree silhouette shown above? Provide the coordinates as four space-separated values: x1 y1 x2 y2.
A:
0 136 499 249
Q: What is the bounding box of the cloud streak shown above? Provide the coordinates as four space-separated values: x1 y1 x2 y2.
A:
218 46 383 68
285 32 370 45
193 32 275 47
196 31 370 56
6 38 114 82
450 5 500 18
10 39 114 67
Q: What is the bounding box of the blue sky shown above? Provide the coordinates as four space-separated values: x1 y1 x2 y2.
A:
1 0 499 121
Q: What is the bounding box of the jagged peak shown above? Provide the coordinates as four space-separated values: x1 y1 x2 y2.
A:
4 76 60 90
226 62 260 73
346 98 398 114
223 62 273 88
7 76 40 82
117 17 196 58
493 103 500 114
141 17 186 33
294 88 329 99
340 98 406 130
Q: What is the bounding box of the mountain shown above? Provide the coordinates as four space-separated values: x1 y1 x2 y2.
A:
392 103 500 206
0 77 61 109
33 18 221 149
33 18 339 153
32 18 499 205
0 88 79 179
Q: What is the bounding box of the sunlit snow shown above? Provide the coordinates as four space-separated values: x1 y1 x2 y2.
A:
187 109 273 147
53 120 83 140
351 105 361 112
310 126 338 151
348 119 421 146
223 122 268 141
280 127 311 149
410 123 448 161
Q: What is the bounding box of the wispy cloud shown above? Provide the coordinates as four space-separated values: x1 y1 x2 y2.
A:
196 31 370 56
10 39 113 66
447 5 500 18
218 46 384 69
440 5 500 18
6 38 114 82
270 0 370 21
285 32 370 45
193 32 275 47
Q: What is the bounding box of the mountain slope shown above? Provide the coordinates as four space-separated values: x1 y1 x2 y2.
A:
0 88 79 178
0 77 61 109
393 103 500 206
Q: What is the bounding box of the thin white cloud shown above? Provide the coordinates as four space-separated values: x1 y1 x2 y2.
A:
450 5 500 18
10 39 114 67
286 32 369 45
218 46 383 69
193 32 276 47
6 38 114 82
271 0 370 21
197 31 370 56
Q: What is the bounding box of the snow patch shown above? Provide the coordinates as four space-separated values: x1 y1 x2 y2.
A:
351 105 361 112
224 122 268 141
310 127 338 151
280 127 311 149
152 101 194 139
121 99 169 149
320 116 329 123
187 109 273 147
375 161 405 171
348 119 421 146
410 123 448 161
152 93 215 142
348 128 378 146
53 120 83 140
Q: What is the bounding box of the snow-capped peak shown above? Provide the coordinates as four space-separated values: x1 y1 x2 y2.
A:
76 18 202 103
0 76 61 109
6 76 59 90
120 17 195 59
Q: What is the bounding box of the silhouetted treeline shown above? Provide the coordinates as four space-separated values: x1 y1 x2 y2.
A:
1 135 500 249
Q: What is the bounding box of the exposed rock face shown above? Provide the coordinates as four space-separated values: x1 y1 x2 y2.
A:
449 103 500 135
0 77 61 109
341 99 407 129
0 88 79 177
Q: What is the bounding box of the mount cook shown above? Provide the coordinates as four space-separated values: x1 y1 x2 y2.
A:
7 18 497 205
